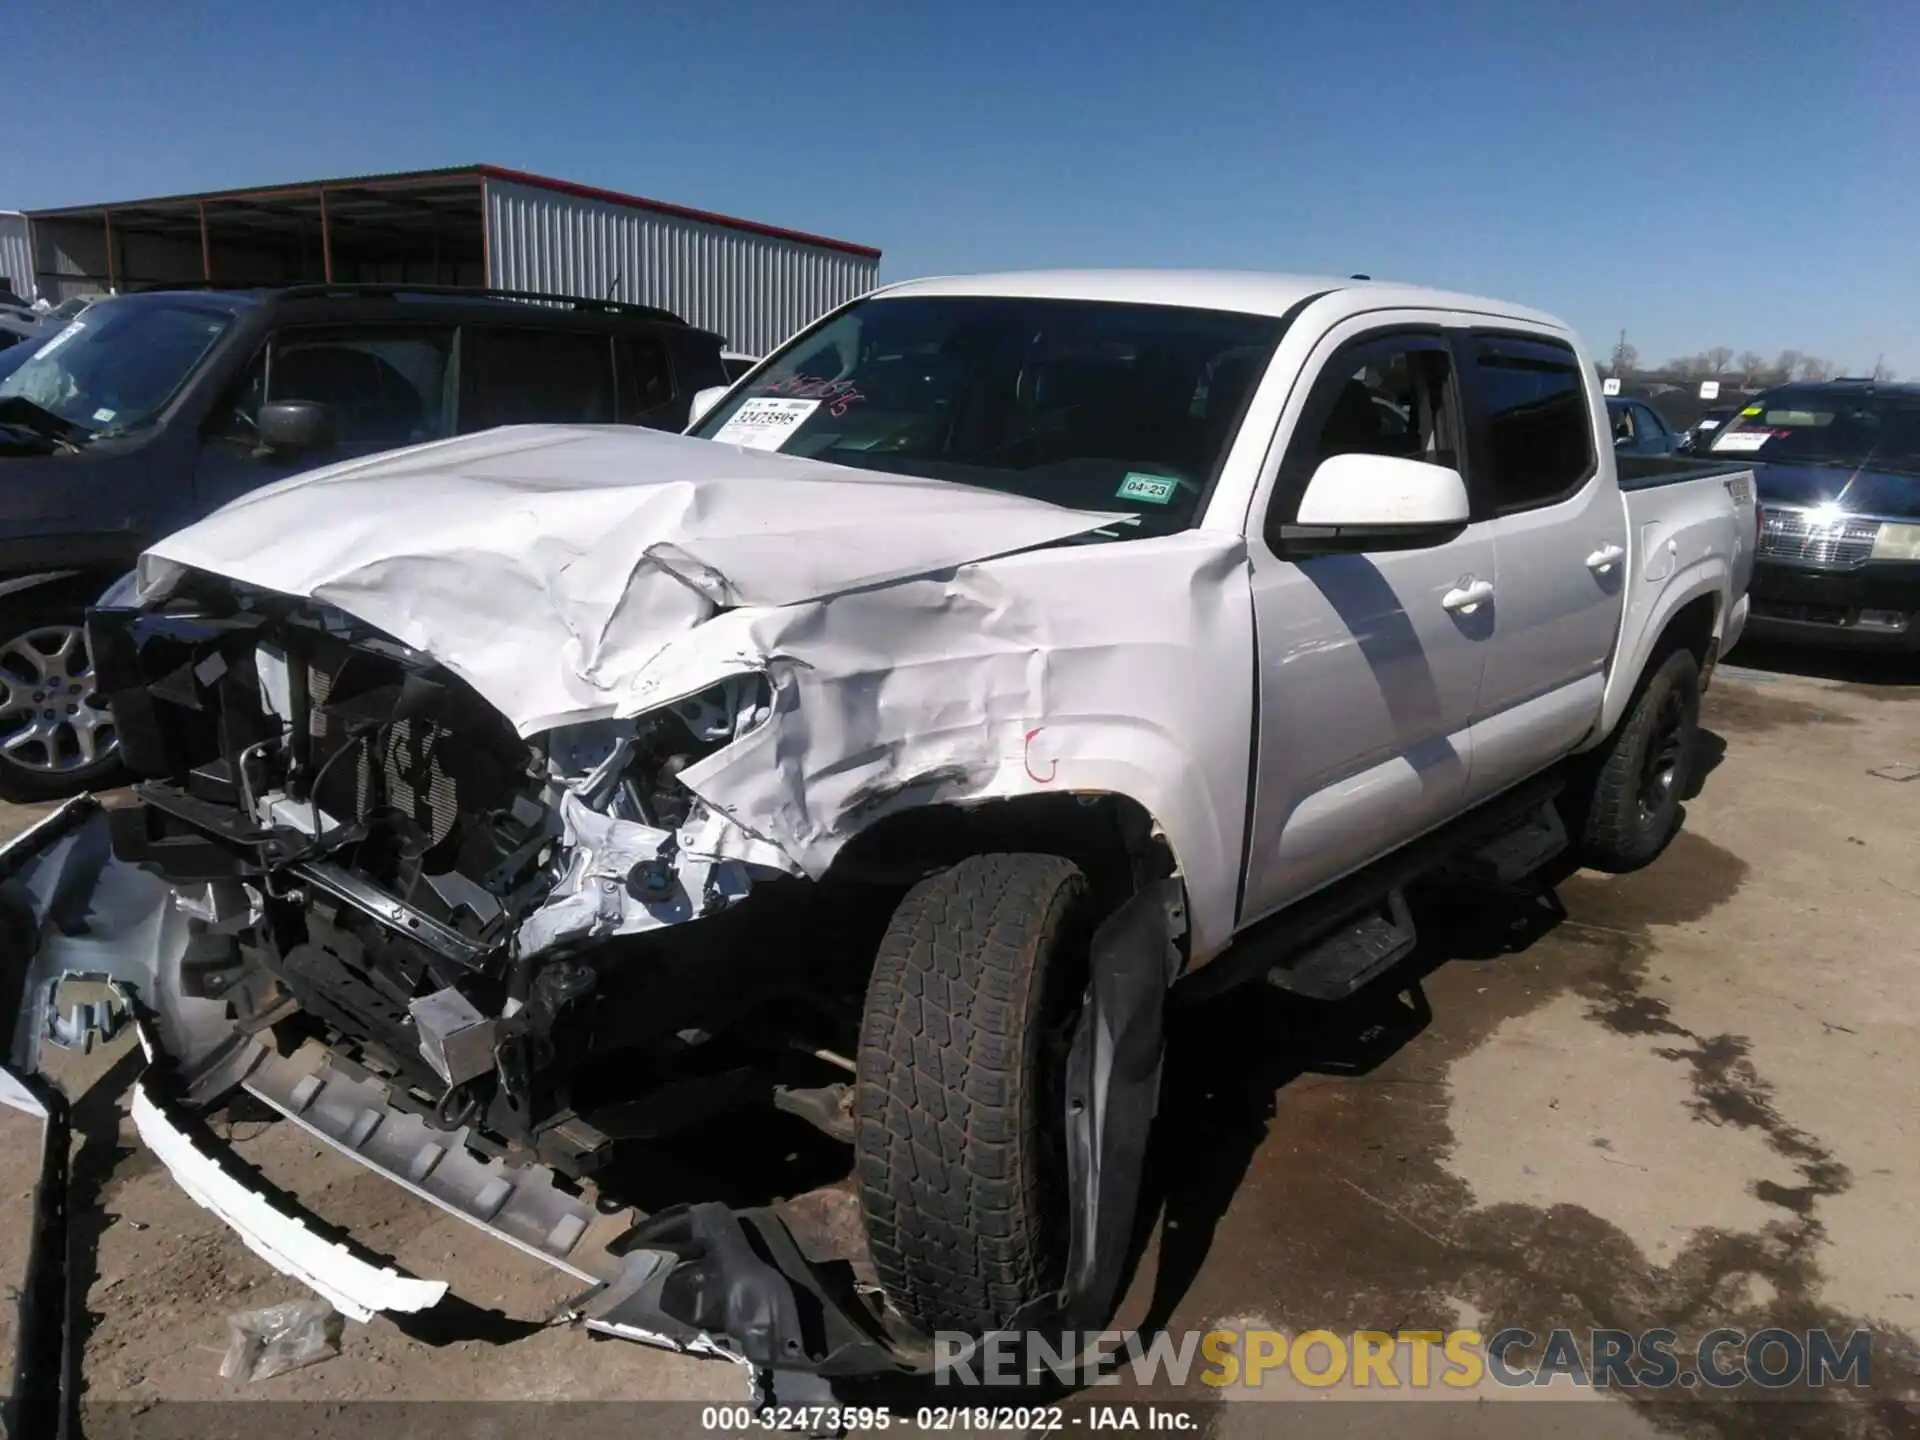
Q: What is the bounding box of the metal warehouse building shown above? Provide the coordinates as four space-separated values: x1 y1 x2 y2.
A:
16 165 881 354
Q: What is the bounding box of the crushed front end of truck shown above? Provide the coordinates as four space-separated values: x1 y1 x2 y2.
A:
2 427 1229 1407
2 587 926 1401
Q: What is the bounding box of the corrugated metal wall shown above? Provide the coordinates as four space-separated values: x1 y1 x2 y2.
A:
484 177 877 356
0 213 34 301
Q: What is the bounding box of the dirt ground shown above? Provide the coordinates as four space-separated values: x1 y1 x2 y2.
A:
2 647 1916 1438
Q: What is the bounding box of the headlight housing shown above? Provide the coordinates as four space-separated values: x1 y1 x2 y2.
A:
1871 522 1920 561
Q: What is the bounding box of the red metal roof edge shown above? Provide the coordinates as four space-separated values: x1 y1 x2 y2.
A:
23 162 882 260
475 166 880 260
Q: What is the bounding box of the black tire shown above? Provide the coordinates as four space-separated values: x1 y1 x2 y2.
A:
1574 647 1701 873
0 589 126 803
855 853 1092 1337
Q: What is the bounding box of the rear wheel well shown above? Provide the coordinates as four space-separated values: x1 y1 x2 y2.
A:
1653 592 1718 669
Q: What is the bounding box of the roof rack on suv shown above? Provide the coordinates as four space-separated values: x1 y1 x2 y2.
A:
276 282 689 324
128 279 689 325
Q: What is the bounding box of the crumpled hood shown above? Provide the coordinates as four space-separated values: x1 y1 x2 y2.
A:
144 425 1120 733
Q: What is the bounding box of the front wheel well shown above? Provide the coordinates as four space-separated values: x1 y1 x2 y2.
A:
0 570 125 614
821 791 1176 917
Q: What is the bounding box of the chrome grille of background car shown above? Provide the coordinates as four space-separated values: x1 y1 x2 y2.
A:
1757 508 1879 569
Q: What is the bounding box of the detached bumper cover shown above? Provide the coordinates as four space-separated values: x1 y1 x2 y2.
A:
1 800 907 1403
128 1069 448 1323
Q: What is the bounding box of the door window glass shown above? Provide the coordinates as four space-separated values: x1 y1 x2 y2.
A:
1472 337 1594 511
1307 346 1458 467
615 333 675 425
467 327 615 430
215 326 453 448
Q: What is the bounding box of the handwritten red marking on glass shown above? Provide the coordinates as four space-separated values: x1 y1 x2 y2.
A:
756 374 867 417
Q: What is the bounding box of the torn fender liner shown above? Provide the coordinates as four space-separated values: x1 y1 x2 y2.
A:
129 1080 448 1323
582 1204 903 1378
1057 877 1187 1330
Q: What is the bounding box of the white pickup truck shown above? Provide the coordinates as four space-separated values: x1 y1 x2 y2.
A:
4 271 1755 1393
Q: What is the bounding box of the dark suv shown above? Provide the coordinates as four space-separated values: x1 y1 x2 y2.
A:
1720 380 1920 654
0 284 728 798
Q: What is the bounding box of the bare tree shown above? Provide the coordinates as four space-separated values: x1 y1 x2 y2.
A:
1736 350 1767 384
1773 350 1805 385
1872 359 1897 382
1797 356 1836 382
1609 338 1639 375
1705 346 1735 375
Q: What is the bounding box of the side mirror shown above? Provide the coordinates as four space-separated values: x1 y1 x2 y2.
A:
1291 452 1470 543
256 399 336 454
686 385 729 429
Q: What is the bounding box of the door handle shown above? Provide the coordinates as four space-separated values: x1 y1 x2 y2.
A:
1442 579 1495 614
1586 543 1626 574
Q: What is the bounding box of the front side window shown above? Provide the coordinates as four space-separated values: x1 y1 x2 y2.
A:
1470 337 1594 511
1634 403 1668 439
688 295 1287 538
1264 333 1460 540
1307 342 1459 468
466 327 614 430
215 325 454 449
0 297 231 438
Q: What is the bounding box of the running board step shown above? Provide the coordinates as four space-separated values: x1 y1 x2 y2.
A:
1266 889 1417 1001
1454 801 1568 887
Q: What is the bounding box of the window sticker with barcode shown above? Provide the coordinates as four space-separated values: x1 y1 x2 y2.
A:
711 398 820 451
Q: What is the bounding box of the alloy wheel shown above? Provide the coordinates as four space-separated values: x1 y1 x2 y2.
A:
0 623 117 774
1636 686 1688 822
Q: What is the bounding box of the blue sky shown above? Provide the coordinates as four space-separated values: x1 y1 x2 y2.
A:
10 1 1917 371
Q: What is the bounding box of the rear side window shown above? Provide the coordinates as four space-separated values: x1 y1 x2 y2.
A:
465 328 615 430
1470 336 1594 511
615 333 675 426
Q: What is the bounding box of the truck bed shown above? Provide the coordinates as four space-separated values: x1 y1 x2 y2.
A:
1616 453 1756 491
1599 458 1758 738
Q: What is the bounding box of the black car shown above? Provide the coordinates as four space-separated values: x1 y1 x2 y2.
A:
0 283 728 799
1718 381 1920 653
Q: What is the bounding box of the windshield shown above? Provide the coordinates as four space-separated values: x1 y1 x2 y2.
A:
689 295 1286 536
1711 387 1920 478
0 298 232 438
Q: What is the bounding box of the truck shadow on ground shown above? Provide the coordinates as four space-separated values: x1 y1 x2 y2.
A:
1127 831 1919 1437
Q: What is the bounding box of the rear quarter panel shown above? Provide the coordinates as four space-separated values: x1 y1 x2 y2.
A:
1596 468 1755 740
